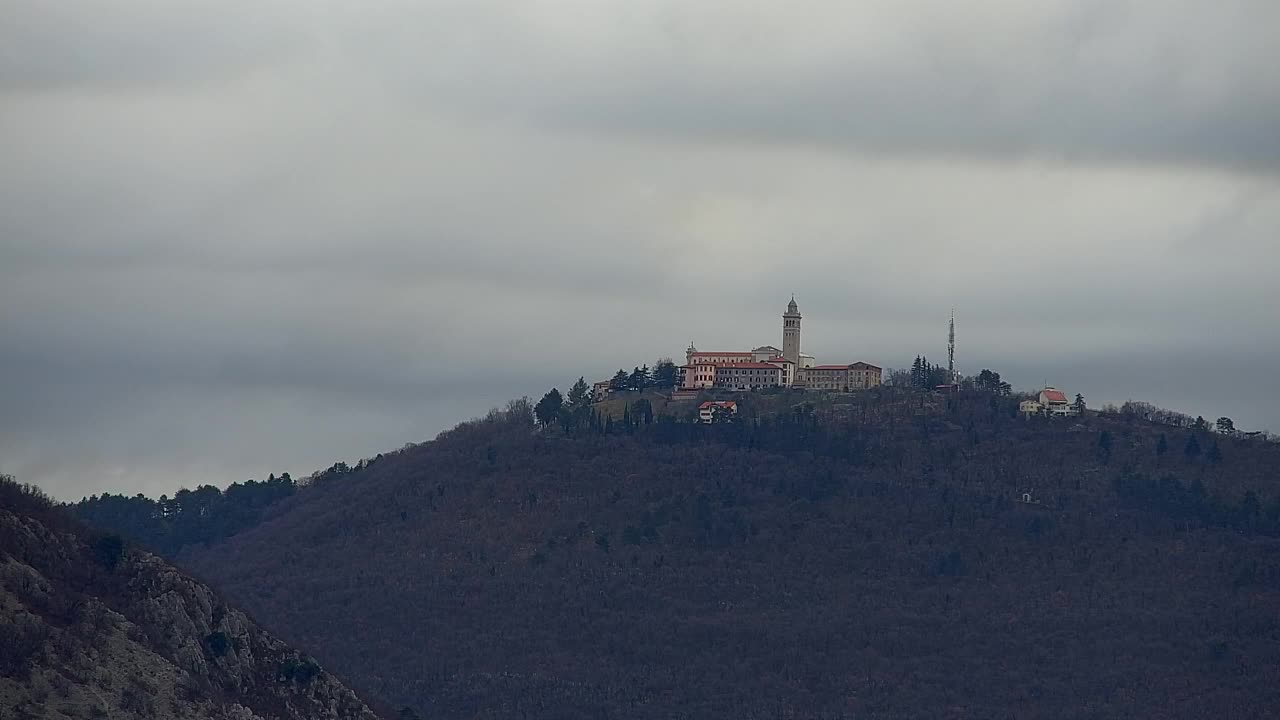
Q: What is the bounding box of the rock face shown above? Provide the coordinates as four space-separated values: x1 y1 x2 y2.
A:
0 483 382 720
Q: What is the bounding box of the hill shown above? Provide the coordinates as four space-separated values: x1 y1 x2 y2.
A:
95 390 1280 717
0 478 384 720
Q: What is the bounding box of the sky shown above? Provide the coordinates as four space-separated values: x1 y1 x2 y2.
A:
2 0 1278 500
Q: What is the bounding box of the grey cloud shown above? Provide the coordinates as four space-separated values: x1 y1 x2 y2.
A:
1 1 1278 500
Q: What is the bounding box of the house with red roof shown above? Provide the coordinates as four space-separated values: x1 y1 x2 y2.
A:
698 401 738 424
1038 387 1073 415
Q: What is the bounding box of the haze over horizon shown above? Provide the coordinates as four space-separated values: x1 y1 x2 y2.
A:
3 0 1279 500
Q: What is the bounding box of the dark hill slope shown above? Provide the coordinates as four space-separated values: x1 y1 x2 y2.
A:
179 392 1280 719
0 479 383 720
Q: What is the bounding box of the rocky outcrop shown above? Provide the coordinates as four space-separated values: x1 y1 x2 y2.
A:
0 493 382 720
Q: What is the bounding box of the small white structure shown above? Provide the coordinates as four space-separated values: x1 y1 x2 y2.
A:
1019 400 1042 417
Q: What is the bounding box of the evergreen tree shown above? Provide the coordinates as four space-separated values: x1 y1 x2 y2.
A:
566 377 592 408
1097 430 1113 464
1073 393 1086 413
629 366 650 392
534 388 563 428
1216 417 1235 435
652 358 679 388
609 369 629 391
1184 434 1202 460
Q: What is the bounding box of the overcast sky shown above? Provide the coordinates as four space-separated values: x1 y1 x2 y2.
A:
3 0 1278 500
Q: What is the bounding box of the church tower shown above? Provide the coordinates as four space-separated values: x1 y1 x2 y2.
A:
782 296 802 365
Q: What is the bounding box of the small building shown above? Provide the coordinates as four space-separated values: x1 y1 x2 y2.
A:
592 380 612 403
1039 387 1072 415
698 400 738 424
1019 400 1042 416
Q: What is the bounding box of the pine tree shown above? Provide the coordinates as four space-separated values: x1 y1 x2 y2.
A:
1096 430 1113 464
534 389 563 428
1184 434 1202 460
1073 394 1086 413
566 377 591 408
609 369 629 391
652 358 679 388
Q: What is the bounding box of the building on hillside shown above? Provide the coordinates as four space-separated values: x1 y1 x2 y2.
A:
1039 387 1072 415
767 356 797 386
592 380 612 403
715 362 785 390
797 362 882 391
699 400 738 423
1019 399 1043 416
675 297 876 392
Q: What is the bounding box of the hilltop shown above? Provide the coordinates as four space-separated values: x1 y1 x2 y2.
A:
86 387 1275 719
0 478 384 720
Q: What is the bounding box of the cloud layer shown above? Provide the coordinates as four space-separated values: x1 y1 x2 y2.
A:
2 1 1278 498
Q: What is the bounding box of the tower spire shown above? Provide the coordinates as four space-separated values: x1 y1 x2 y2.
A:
947 309 956 384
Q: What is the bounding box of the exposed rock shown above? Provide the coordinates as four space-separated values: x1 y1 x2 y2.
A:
0 489 383 720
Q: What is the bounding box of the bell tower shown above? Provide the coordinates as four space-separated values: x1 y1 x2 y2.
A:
782 296 801 365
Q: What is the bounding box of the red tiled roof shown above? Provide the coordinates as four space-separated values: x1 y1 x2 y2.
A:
699 401 737 410
690 351 752 358
1041 389 1068 403
808 365 851 371
766 357 794 364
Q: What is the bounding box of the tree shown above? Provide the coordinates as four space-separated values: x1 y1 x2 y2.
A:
1073 394 1086 414
534 388 563 428
632 399 654 426
566 377 591 408
1216 417 1235 435
609 369 629 391
975 369 1005 394
652 358 679 389
1184 434 1202 460
1206 440 1222 465
1193 416 1208 431
629 366 651 392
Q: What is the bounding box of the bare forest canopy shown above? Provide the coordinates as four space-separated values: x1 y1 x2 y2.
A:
56 385 1280 719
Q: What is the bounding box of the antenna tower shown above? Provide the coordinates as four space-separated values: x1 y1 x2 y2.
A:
947 309 956 384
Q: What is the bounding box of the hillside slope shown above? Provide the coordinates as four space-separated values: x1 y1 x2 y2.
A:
0 479 383 720
175 391 1280 718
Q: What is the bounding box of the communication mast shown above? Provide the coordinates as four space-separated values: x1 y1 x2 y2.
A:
947 309 956 384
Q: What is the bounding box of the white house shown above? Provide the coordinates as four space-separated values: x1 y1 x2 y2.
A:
1038 388 1072 415
698 400 738 424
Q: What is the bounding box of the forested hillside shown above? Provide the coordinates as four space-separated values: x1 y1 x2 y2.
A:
147 389 1280 712
0 478 383 720
97 389 1280 717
